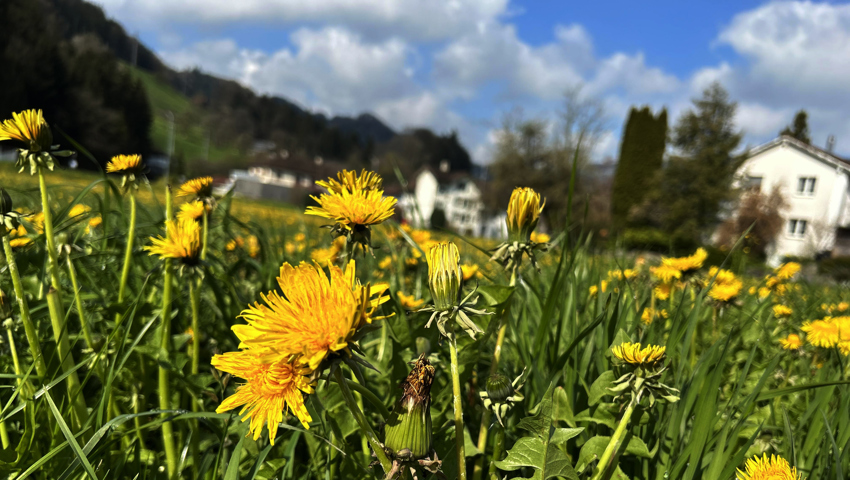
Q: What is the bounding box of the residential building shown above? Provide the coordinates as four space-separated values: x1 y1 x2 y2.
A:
732 135 850 265
397 164 493 237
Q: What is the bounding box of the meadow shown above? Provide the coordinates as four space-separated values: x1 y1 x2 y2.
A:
0 112 848 480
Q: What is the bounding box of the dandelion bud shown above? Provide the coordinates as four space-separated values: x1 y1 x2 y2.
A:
0 188 13 215
384 354 435 460
506 187 544 243
426 242 462 311
485 373 513 403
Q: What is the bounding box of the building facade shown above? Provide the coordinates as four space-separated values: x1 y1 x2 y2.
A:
733 136 850 265
397 168 492 237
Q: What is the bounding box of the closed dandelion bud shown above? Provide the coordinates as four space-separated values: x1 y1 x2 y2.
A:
384 354 435 460
0 189 13 215
427 242 462 311
506 187 544 243
485 373 513 403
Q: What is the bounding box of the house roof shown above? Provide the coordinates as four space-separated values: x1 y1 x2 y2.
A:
747 135 850 171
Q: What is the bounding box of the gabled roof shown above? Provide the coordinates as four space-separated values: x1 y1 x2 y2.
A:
746 135 850 171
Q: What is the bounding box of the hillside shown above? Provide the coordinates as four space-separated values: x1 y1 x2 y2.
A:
1 0 473 177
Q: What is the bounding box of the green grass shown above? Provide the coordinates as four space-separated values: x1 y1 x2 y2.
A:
0 164 848 479
128 66 245 164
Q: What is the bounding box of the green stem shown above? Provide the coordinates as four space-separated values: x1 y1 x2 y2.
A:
38 169 63 295
2 236 47 378
201 209 209 261
487 425 505 480
472 271 516 480
333 368 393 474
159 185 177 479
449 322 468 480
590 397 637 480
189 275 202 476
46 288 88 431
66 255 95 355
116 193 136 312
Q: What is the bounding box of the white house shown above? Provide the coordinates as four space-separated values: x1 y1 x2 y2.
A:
733 135 850 265
397 166 489 237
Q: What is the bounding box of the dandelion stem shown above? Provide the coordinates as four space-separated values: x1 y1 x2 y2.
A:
449 321 468 480
591 396 637 480
116 193 136 313
66 254 95 356
333 368 393 474
487 425 505 480
159 185 178 479
2 236 47 379
472 270 516 480
47 288 88 431
201 209 209 261
38 169 63 295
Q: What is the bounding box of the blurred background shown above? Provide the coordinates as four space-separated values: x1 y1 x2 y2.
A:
2 0 850 266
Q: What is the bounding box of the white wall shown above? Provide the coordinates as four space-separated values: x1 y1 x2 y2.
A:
737 143 847 263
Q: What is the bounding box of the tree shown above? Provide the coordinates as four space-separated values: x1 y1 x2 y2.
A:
639 83 743 243
715 186 787 258
780 110 811 144
611 106 667 229
486 87 608 232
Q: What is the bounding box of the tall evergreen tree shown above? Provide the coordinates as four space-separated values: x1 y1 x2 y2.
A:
780 110 811 144
643 82 743 243
611 106 668 229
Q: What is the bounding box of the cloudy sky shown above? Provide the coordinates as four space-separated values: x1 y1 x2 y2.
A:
94 0 850 163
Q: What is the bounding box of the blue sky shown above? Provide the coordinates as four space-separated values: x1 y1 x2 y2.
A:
97 0 850 162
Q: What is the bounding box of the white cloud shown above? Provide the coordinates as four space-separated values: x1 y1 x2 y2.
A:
160 27 421 119
735 103 791 137
95 0 508 42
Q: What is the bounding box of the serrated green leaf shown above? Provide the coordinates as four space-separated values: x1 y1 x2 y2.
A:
589 370 616 405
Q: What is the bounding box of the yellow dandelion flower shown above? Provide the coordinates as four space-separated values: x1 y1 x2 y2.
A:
640 308 667 325
607 270 624 281
530 231 550 243
177 200 210 222
212 350 314 442
758 287 771 299
427 243 462 311
461 264 480 281
662 248 707 273
589 285 599 297
105 154 143 174
378 256 393 270
736 454 801 480
709 279 743 303
611 342 666 367
654 282 673 301
144 219 201 263
779 333 802 350
398 292 425 310
506 187 544 243
68 204 91 218
0 109 52 151
176 176 214 198
773 304 793 318
227 237 245 251
310 246 338 264
306 170 396 230
246 235 260 258
316 168 383 195
294 232 306 243
801 319 839 348
774 262 801 280
233 261 390 370
651 264 682 284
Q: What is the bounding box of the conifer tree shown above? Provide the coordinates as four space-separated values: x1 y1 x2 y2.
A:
611 106 667 229
780 110 811 144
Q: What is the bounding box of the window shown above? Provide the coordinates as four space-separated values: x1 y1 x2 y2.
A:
797 177 816 196
788 219 808 238
745 176 763 192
